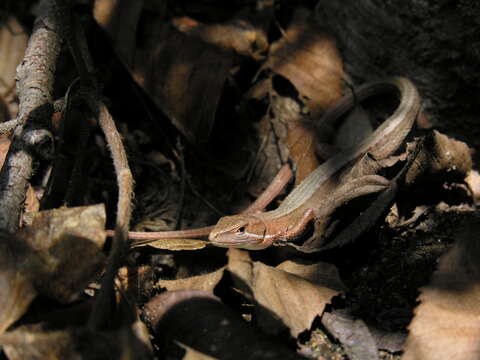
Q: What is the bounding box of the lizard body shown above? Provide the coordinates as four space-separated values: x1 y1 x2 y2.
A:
208 77 421 249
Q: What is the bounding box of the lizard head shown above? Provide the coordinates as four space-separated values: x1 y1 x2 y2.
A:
208 214 269 250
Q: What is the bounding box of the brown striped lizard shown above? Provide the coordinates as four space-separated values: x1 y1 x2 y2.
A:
106 164 293 246
208 77 421 250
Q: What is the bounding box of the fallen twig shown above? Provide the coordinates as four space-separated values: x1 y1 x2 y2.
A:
52 0 134 330
0 2 60 232
0 118 21 134
173 138 186 230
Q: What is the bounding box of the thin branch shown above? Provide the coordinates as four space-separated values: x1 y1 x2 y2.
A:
0 118 21 134
173 138 186 230
52 0 134 330
94 101 134 238
0 2 60 232
86 101 134 328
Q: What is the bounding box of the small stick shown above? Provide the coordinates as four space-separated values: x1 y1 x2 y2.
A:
0 1 61 232
173 138 186 230
52 0 134 330
106 164 293 244
0 118 21 134
87 99 134 329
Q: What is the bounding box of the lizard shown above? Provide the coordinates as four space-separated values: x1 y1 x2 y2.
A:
106 163 293 245
208 77 421 250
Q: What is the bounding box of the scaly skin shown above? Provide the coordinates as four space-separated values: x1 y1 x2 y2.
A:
209 77 421 250
106 164 293 246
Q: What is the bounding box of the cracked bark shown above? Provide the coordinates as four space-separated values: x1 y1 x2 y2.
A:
0 2 60 232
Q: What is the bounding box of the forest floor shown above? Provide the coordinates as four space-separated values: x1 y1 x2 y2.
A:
0 1 479 359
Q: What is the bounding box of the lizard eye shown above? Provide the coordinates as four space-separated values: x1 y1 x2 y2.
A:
237 226 246 233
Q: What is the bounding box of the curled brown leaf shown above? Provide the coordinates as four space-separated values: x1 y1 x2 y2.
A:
0 205 106 334
0 16 28 98
157 266 226 293
0 324 151 360
134 25 233 144
172 17 268 59
227 249 342 337
18 205 107 303
255 8 345 116
93 0 144 67
402 214 480 360
405 130 472 186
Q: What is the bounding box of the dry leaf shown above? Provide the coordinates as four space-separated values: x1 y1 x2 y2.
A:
255 8 344 116
118 265 154 302
144 290 306 360
133 238 209 251
134 25 233 144
405 130 472 185
0 135 11 164
369 328 406 353
0 17 28 98
252 262 340 337
226 248 254 298
0 207 103 333
1 328 82 360
172 17 268 59
287 100 372 185
286 120 319 185
248 7 345 188
266 90 318 187
277 259 345 292
322 311 379 360
0 325 151 360
93 0 144 67
402 214 480 360
157 266 225 293
18 205 107 303
0 94 8 123
178 343 220 360
284 99 320 185
248 103 290 197
465 170 480 205
24 185 39 214
0 205 106 334
226 249 342 337
260 89 318 190
0 236 36 335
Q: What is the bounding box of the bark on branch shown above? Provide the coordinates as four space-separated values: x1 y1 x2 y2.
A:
0 2 61 231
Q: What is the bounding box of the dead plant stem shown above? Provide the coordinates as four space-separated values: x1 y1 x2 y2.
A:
52 0 134 330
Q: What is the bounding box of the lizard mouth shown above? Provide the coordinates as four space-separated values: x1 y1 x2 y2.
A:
209 238 261 247
208 236 264 249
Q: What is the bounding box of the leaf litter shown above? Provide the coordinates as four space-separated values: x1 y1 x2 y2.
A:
0 2 478 360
